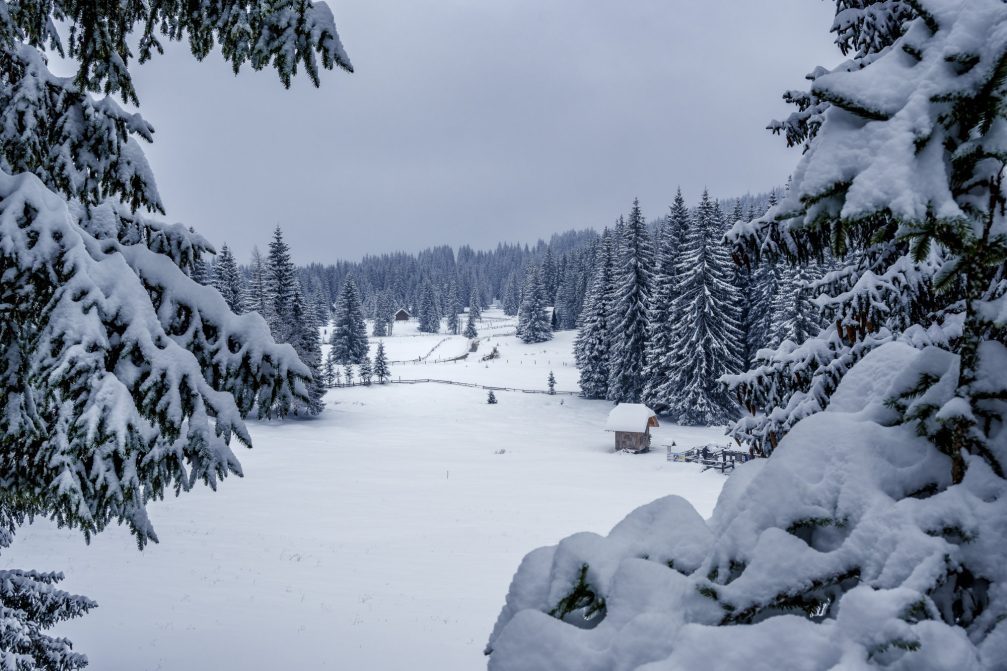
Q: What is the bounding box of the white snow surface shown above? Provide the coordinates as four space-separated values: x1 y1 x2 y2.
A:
2 311 726 669
605 404 658 433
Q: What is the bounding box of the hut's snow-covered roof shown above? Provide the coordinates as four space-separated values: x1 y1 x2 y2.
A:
605 404 658 433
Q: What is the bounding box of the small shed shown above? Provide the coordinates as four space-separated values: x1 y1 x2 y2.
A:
394 308 411 321
605 404 659 453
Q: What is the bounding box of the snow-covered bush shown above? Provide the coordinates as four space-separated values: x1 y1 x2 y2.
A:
487 1 1007 668
0 1 351 667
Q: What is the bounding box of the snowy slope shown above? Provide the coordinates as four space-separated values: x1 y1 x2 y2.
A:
2 312 727 670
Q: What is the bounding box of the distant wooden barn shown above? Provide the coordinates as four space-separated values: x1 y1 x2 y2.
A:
394 308 411 321
605 404 659 453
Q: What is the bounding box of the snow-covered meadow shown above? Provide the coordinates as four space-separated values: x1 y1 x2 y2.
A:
3 311 726 669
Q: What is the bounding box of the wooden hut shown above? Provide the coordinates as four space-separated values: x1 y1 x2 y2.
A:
394 308 411 321
605 404 659 453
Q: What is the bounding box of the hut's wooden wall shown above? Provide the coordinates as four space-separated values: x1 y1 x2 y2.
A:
615 431 650 453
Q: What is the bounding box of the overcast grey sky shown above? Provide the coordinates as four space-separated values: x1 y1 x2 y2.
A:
128 1 839 263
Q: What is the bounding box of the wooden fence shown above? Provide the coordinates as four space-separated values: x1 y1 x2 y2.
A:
330 378 579 396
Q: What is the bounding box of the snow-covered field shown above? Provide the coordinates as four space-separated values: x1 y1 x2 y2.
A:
3 310 727 670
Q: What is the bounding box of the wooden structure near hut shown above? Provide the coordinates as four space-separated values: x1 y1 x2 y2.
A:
394 308 411 321
605 404 659 453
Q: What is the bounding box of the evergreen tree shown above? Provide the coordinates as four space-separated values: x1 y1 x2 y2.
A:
289 281 325 415
643 189 689 410
323 347 337 387
575 229 615 399
727 200 757 370
310 280 331 326
542 247 558 300
211 243 246 313
373 342 391 383
372 315 388 337
469 287 482 321
547 371 556 395
606 199 653 404
554 265 581 330
659 191 742 424
517 265 552 344
359 356 373 386
446 281 461 335
247 246 271 318
464 311 479 339
417 282 440 333
502 276 521 316
331 277 369 364
267 226 298 343
487 390 498 404
0 2 349 665
343 363 354 387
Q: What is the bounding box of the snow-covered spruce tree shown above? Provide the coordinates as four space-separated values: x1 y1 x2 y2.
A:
643 189 689 411
289 282 325 415
554 265 581 331
517 265 552 344
547 372 556 395
246 246 271 318
309 280 331 326
650 192 742 423
0 2 349 667
464 310 479 339
502 276 520 316
323 347 337 388
487 390 498 404
372 313 388 337
331 276 369 364
266 226 299 343
487 3 1007 669
446 281 461 335
342 362 354 387
373 342 391 384
358 356 373 386
417 282 440 333
575 228 615 399
606 199 653 404
469 287 483 321
211 243 246 314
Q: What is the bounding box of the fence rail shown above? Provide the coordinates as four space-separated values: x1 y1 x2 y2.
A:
330 378 578 396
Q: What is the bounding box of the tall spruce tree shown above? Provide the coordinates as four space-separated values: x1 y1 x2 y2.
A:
267 226 299 343
373 342 391 383
211 243 246 314
643 189 689 410
0 2 349 666
469 287 482 321
331 276 369 364
289 281 325 415
575 228 616 399
246 246 271 318
517 265 552 344
446 280 461 335
417 282 440 333
659 191 742 424
606 199 653 404
464 310 479 339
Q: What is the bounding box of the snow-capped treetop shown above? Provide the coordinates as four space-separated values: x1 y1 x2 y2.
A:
604 404 658 433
